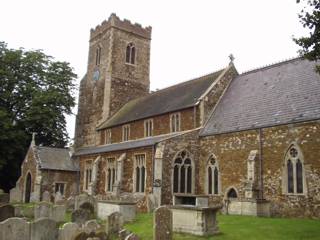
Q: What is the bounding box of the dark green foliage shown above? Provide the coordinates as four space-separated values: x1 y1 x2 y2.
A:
294 0 320 72
0 41 76 192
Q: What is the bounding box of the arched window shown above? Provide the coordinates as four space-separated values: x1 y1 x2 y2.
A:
206 155 220 195
284 144 306 195
106 158 116 192
134 154 146 193
126 43 136 64
173 150 193 194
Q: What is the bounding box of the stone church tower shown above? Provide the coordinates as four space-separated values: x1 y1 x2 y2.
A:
75 14 152 148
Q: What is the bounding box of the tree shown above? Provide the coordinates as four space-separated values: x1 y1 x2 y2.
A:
294 0 320 72
0 42 77 191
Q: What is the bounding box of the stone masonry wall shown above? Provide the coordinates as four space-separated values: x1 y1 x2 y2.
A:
17 145 37 201
160 130 200 205
100 107 196 144
200 120 320 218
40 170 78 201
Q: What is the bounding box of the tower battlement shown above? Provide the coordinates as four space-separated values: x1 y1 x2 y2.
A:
90 13 152 40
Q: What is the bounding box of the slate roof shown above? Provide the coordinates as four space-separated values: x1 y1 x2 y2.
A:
74 132 180 156
97 69 224 129
36 146 79 171
200 58 320 136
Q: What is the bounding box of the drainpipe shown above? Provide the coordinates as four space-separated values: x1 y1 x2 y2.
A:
259 128 264 200
151 144 155 194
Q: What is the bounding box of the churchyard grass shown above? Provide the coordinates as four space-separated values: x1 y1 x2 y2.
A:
124 213 320 240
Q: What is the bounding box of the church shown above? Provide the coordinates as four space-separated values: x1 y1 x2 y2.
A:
16 13 320 218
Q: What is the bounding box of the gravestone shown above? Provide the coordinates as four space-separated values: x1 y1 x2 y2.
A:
71 208 92 226
0 204 14 221
0 217 30 240
52 205 66 222
75 193 95 210
153 206 172 240
34 202 52 219
9 187 22 203
58 222 80 240
23 205 35 218
147 194 156 213
42 191 51 202
54 191 63 204
125 233 140 240
66 196 75 210
84 219 100 234
74 232 108 240
105 212 124 235
31 218 58 240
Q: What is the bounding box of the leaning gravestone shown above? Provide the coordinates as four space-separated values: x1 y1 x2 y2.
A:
31 218 58 240
34 202 52 219
71 208 92 226
42 191 51 202
0 204 14 221
153 206 172 240
52 205 66 222
105 212 124 235
0 217 30 240
58 222 80 240
84 219 100 234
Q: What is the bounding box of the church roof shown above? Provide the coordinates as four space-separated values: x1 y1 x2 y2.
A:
97 69 224 129
200 58 320 136
36 146 79 171
74 132 180 156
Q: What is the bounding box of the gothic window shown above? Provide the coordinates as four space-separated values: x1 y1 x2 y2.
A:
284 145 306 195
105 129 112 144
144 119 153 137
95 46 101 65
170 113 180 133
134 154 146 193
106 158 116 192
173 150 193 194
84 162 93 191
206 155 220 195
126 43 136 64
122 125 130 142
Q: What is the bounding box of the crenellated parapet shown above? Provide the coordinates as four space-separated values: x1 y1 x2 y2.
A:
90 13 152 41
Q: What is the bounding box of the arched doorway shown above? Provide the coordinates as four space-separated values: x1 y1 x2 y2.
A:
25 173 32 203
227 188 238 198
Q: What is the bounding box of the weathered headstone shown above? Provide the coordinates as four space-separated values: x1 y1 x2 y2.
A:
147 194 156 213
42 191 51 202
0 217 30 240
84 219 100 234
105 212 124 235
23 205 35 218
125 233 140 240
66 196 75 211
71 208 92 226
80 202 95 215
54 191 63 204
31 218 58 240
75 193 95 210
58 222 80 240
34 202 52 219
153 206 172 240
52 205 66 222
30 192 38 203
9 187 22 203
74 231 108 240
0 204 14 221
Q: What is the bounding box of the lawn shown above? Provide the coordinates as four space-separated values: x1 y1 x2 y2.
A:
124 213 320 240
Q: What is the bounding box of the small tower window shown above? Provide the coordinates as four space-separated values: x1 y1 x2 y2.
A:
122 124 130 142
144 119 153 137
126 43 136 64
95 46 101 66
170 113 181 133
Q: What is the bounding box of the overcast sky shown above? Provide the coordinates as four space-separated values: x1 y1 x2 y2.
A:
1 0 307 142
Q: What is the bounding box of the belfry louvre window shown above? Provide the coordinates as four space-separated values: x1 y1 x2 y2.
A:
173 150 193 194
134 154 146 193
106 158 116 192
126 43 136 64
170 113 180 133
144 119 153 137
284 145 305 194
122 125 130 142
95 46 101 65
207 155 219 195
